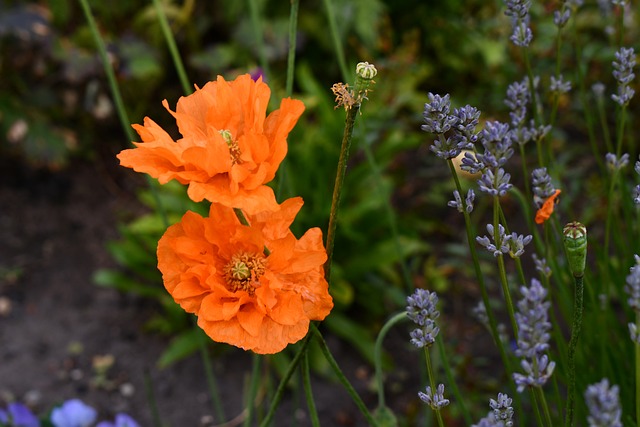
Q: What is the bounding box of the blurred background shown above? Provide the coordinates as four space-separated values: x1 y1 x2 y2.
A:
0 0 631 425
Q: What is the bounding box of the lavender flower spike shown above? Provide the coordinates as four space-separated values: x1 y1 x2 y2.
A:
490 393 515 426
513 279 555 392
611 47 636 106
584 379 622 427
477 223 511 256
418 384 450 410
448 189 475 213
507 232 533 258
407 289 440 348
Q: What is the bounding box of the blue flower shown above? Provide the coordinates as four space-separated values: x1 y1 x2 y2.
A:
0 403 40 427
96 414 141 427
50 400 96 427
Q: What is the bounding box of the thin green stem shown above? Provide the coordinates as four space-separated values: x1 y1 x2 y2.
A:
374 312 408 408
311 324 378 426
424 348 445 427
197 329 226 423
244 353 262 427
286 0 300 97
325 103 359 283
436 336 472 425
596 96 613 154
152 0 190 95
321 0 349 81
302 352 321 427
143 368 164 427
78 0 168 227
259 334 312 427
247 0 270 79
446 160 512 370
494 196 518 339
564 274 584 427
636 312 640 427
536 386 554 427
615 105 628 158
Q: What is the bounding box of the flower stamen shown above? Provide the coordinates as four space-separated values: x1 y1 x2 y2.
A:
223 252 266 295
219 129 242 164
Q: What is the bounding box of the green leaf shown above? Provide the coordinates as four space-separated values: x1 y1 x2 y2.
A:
324 313 391 367
157 328 204 369
93 269 164 299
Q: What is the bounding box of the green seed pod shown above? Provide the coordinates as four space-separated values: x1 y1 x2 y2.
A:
563 221 587 277
356 61 377 80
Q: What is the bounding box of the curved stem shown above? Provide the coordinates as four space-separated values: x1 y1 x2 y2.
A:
436 335 472 425
311 324 378 426
259 334 312 427
374 312 408 408
564 274 584 427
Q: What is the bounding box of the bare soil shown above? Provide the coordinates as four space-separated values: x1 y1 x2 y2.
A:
0 154 421 426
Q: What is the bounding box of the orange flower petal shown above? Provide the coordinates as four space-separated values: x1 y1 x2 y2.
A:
156 199 333 354
535 189 562 224
118 74 304 214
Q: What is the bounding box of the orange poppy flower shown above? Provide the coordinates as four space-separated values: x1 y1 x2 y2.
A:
157 197 333 354
117 74 305 215
535 189 561 224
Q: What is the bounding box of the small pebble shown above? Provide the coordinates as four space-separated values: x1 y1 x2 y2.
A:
119 382 135 398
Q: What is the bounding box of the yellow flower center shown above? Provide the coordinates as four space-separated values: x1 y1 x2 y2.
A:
223 252 266 295
218 129 242 164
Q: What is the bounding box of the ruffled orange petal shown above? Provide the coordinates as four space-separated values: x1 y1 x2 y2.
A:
119 74 305 214
157 198 332 354
535 189 561 224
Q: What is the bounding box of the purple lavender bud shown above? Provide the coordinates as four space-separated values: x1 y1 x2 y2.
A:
477 224 512 256
410 323 440 348
507 232 533 258
406 289 440 325
461 151 484 174
584 379 622 427
511 22 533 46
453 105 481 139
472 412 501 427
633 185 640 205
505 0 531 19
612 47 636 106
448 189 475 213
515 279 552 359
532 253 552 278
628 323 640 344
418 384 450 410
531 167 556 206
554 8 571 27
635 156 640 175
550 75 572 94
478 168 513 197
490 393 514 426
624 256 640 312
422 93 457 134
513 354 555 391
505 79 530 128
605 152 630 171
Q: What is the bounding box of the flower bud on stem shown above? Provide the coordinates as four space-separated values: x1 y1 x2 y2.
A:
563 222 587 427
